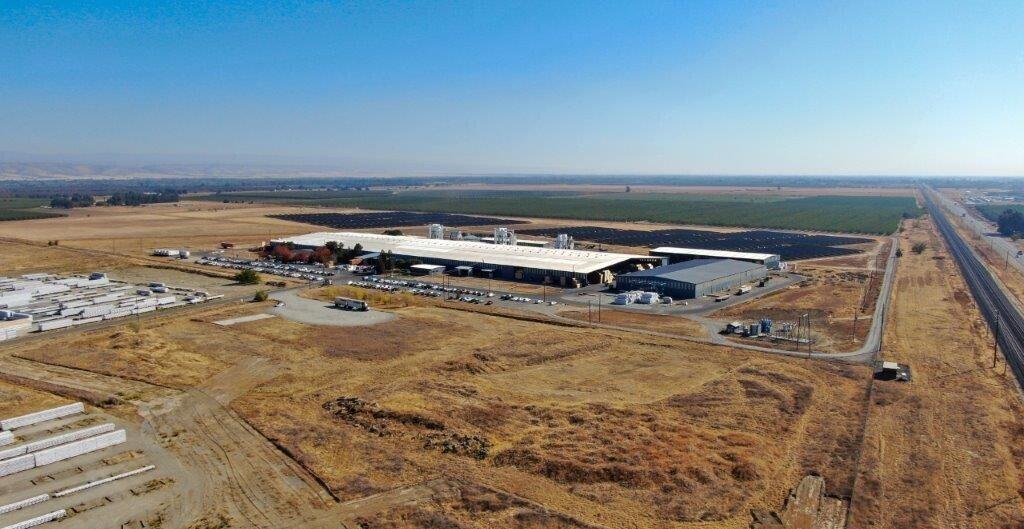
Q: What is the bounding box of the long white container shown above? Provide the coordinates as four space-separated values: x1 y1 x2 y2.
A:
156 296 176 305
22 423 115 453
0 509 66 529
32 429 126 467
0 431 12 446
36 318 73 331
52 464 155 498
131 306 156 315
0 445 26 461
71 316 102 326
80 304 113 318
0 494 50 515
0 454 35 477
0 403 85 430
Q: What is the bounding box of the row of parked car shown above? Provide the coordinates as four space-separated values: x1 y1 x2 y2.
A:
499 294 557 306
348 276 503 304
197 256 335 281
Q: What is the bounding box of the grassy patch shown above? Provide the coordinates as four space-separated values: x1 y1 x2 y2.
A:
0 197 64 221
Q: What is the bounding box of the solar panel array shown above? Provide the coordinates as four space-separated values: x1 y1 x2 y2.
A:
518 226 871 261
271 212 527 229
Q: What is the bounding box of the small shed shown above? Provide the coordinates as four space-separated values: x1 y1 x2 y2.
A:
874 360 912 381
455 265 475 277
410 264 446 276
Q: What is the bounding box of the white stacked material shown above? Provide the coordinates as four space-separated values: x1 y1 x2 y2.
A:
0 431 12 446
0 494 50 515
1 403 85 430
80 304 113 318
57 308 83 317
71 316 102 326
22 423 115 453
152 249 180 257
91 293 123 304
52 464 155 497
132 306 156 315
37 319 73 331
0 509 66 529
32 429 126 466
20 274 49 281
156 295 176 305
0 454 34 477
136 298 158 309
0 445 26 460
0 293 32 309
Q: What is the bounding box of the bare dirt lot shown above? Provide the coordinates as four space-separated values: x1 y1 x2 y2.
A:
847 218 1024 528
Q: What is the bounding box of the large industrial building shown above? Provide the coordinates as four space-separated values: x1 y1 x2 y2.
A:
650 247 781 270
273 232 661 286
615 258 768 299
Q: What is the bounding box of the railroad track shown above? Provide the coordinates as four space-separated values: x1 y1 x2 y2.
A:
923 187 1024 386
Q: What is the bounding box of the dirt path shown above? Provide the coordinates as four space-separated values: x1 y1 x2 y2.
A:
0 349 343 528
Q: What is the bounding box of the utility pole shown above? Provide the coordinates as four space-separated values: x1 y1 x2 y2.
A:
588 300 592 324
598 291 602 322
852 308 858 341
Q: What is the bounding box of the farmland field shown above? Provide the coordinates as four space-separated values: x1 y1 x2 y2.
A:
975 203 1024 222
198 189 921 234
0 197 64 221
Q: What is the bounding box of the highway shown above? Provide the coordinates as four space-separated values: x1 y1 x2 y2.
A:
923 187 1024 386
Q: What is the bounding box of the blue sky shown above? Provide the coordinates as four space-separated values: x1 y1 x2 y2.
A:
1 1 1021 175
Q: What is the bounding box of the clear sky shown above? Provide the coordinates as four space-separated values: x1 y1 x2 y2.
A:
1 1 1021 176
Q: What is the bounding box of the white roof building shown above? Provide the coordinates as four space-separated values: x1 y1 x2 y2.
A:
274 231 658 276
650 247 781 268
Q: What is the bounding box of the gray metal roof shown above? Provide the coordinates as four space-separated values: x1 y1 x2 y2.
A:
619 258 764 284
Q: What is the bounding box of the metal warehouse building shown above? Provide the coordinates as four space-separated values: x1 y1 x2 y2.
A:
615 259 768 299
650 247 781 270
273 232 661 286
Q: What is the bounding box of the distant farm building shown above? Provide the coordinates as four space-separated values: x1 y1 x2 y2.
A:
615 259 768 299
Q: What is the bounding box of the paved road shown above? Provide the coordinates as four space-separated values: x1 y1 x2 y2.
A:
268 289 395 327
924 187 1024 386
932 190 1024 276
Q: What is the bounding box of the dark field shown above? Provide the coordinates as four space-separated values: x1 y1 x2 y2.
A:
519 226 871 261
271 211 527 229
975 204 1024 223
205 190 920 234
0 197 64 221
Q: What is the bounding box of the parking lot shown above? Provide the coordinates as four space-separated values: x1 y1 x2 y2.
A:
195 254 339 282
0 403 179 529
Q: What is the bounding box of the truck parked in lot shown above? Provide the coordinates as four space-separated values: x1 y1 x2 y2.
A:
334 297 368 311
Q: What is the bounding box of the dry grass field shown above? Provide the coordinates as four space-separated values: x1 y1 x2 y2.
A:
4 291 872 528
557 308 707 338
848 218 1024 528
0 380 72 418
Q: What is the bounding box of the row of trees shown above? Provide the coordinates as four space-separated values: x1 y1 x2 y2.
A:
50 194 95 209
996 209 1024 238
106 190 180 206
49 190 181 209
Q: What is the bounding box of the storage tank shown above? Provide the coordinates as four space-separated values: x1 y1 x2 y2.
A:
760 318 772 334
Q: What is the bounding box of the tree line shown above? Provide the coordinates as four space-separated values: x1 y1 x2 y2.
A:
49 190 181 209
996 209 1024 238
